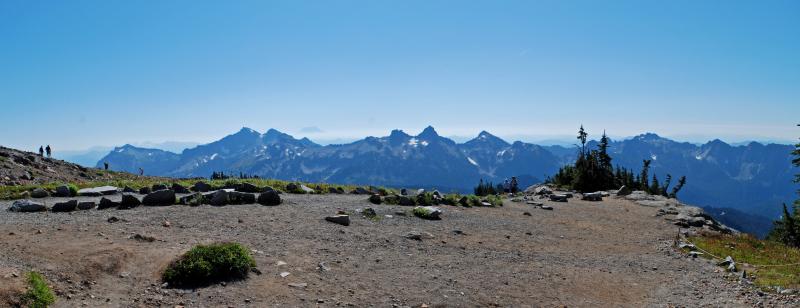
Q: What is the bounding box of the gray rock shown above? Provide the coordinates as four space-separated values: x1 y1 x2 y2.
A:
209 190 229 206
540 205 553 210
616 185 632 196
228 191 256 204
405 231 434 240
142 190 176 206
30 188 49 198
171 183 190 194
300 184 315 194
235 182 260 193
98 197 119 210
54 185 73 197
77 201 96 210
138 187 151 194
119 194 141 209
398 196 416 206
151 184 168 191
122 186 136 193
191 181 212 192
77 186 118 196
179 193 204 206
257 191 281 206
549 194 568 202
52 200 78 212
582 192 603 201
351 187 371 195
8 200 47 212
368 194 382 204
325 214 350 226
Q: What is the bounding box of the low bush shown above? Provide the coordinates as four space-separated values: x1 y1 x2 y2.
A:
416 192 434 206
22 271 55 308
412 207 434 219
163 242 256 288
441 194 461 206
485 195 503 207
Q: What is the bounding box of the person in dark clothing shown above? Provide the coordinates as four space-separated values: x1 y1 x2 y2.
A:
510 176 519 194
38 146 44 157
139 167 144 176
45 145 51 158
104 162 109 170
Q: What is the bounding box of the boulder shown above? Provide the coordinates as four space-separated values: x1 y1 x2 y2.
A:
300 184 315 194
400 188 409 196
119 194 141 209
328 187 341 194
52 200 78 212
582 192 603 201
171 183 190 194
616 185 632 196
361 208 378 219
236 182 261 193
142 190 176 206
138 187 151 195
179 193 204 206
532 186 553 195
54 185 73 197
351 187 371 195
325 215 350 226
122 186 136 193
77 186 118 196
151 184 168 191
77 201 96 210
540 205 553 210
8 200 47 212
30 188 49 198
209 190 229 206
98 197 120 210
257 191 281 206
398 195 416 206
286 183 300 193
228 191 256 204
368 194 382 205
191 181 212 192
549 194 568 202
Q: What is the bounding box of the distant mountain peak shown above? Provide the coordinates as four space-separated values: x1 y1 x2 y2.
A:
418 126 439 138
389 129 411 139
238 127 260 135
633 133 662 140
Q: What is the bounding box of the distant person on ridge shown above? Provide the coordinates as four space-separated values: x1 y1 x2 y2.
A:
510 176 519 194
139 167 144 176
45 145 51 158
38 146 44 157
503 179 510 193
104 162 109 170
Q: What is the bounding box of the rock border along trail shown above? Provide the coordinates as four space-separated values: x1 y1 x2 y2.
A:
0 190 795 307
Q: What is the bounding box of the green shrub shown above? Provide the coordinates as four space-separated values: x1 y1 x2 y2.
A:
22 271 55 308
383 195 400 205
441 194 461 206
412 207 433 219
416 192 434 206
67 184 78 197
163 242 256 288
485 195 504 207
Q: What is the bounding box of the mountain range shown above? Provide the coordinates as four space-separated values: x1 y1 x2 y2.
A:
97 127 797 237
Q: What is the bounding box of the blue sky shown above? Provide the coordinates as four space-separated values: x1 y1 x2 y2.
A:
1 0 798 151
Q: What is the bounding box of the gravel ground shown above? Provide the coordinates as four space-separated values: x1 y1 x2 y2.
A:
0 193 797 307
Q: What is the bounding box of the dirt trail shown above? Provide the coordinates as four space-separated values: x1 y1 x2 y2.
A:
0 194 784 307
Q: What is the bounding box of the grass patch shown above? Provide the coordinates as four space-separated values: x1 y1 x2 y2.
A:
163 242 256 288
22 271 55 308
688 233 800 290
412 207 438 220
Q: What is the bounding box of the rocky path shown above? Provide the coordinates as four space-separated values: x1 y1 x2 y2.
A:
0 193 794 307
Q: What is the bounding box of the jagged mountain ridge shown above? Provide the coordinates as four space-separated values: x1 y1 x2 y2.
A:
97 127 797 236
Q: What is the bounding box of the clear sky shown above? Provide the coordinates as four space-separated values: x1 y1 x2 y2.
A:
1 0 798 151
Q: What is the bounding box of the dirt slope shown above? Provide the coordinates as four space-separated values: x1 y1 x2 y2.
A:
1 192 795 307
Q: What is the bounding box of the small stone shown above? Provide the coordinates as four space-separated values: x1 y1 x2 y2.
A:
288 282 307 288
280 272 290 278
276 261 287 266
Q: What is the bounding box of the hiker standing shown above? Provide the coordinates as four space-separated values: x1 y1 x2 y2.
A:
104 162 109 170
38 146 44 157
139 167 144 176
510 176 519 194
503 179 510 193
45 145 51 158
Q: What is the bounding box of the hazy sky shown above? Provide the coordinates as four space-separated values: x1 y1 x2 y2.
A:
1 0 798 151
